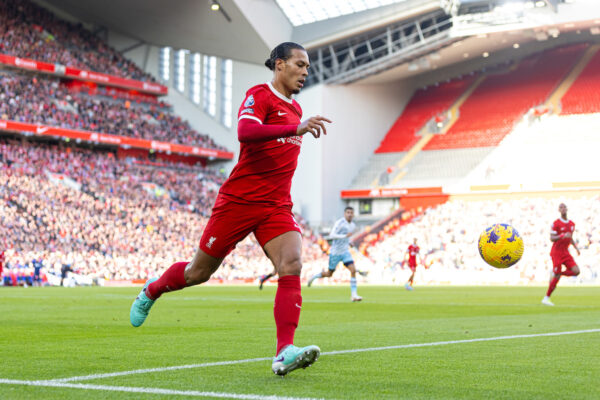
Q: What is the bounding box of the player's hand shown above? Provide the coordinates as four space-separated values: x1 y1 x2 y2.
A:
297 115 332 138
576 248 581 256
563 232 572 239
346 232 353 238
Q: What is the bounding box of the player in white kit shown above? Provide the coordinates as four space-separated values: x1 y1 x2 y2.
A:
307 207 362 302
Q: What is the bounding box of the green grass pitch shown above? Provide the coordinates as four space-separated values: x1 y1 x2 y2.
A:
1 285 599 399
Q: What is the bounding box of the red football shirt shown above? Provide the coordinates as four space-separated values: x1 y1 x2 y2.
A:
550 218 575 256
408 244 420 266
218 82 303 207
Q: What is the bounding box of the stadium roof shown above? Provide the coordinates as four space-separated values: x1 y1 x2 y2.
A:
274 0 409 26
36 0 437 64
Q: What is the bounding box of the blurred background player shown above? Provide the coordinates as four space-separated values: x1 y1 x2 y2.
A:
403 238 423 291
307 206 362 302
60 261 73 287
130 42 331 376
32 258 44 287
543 203 580 306
259 268 277 290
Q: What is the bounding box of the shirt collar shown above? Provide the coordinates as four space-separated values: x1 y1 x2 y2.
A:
267 81 293 104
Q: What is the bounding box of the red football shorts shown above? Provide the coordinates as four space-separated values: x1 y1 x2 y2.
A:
551 252 577 275
408 259 417 271
199 197 302 259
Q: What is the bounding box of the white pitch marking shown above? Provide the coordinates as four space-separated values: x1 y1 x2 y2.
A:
321 328 600 356
47 328 600 383
0 379 324 400
49 357 271 382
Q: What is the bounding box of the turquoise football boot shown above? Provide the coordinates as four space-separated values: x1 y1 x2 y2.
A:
271 344 320 376
130 277 158 327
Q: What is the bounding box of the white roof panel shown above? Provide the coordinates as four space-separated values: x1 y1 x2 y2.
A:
275 0 409 26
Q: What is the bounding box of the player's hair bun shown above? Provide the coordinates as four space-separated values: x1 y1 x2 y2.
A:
265 58 275 70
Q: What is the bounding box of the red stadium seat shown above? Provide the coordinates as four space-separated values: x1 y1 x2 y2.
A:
560 47 600 115
375 76 476 153
425 44 588 150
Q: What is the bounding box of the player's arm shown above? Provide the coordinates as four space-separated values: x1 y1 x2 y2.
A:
237 115 331 142
570 238 580 255
326 220 347 240
550 225 571 242
238 118 297 143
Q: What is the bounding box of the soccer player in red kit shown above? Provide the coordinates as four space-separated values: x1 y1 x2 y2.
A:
403 238 422 291
542 203 580 306
130 42 331 376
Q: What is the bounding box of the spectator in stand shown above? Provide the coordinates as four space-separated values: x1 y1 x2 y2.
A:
0 0 157 82
0 139 328 284
0 72 227 151
365 198 600 286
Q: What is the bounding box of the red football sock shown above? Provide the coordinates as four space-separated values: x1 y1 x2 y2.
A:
561 269 578 277
274 275 302 355
146 262 189 300
546 276 560 297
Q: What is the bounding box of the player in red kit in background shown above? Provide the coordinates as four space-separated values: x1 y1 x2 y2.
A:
403 238 422 291
542 203 580 306
129 42 331 376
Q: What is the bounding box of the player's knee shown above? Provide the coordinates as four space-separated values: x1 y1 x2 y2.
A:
573 266 580 275
278 257 302 276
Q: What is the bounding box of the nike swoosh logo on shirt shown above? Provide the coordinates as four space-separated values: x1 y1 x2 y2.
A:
278 111 287 116
295 303 302 309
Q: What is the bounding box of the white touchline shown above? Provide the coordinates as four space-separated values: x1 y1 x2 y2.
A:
41 328 600 383
0 379 325 400
49 357 272 382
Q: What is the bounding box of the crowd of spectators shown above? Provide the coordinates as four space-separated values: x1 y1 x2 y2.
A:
0 0 156 82
364 198 600 285
0 72 227 151
0 140 329 286
3 138 598 288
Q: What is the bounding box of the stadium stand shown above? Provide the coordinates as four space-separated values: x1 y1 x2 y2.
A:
363 197 600 286
0 71 226 150
425 43 588 150
392 147 495 187
560 46 600 115
375 75 477 153
351 43 591 189
0 0 156 82
349 152 406 188
464 113 600 185
0 140 331 285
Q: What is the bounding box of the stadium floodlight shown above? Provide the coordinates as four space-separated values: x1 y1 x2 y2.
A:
210 0 231 22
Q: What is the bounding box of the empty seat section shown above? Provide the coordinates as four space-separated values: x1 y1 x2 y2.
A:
375 76 474 153
425 44 587 150
560 48 600 114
